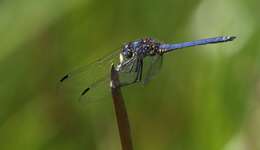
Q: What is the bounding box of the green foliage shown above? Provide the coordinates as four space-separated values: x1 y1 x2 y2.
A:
0 0 259 150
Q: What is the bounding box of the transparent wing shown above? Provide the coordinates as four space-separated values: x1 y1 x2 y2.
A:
118 57 139 86
57 50 121 103
142 55 163 84
75 56 139 103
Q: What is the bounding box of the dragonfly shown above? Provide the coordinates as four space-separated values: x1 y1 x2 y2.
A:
58 36 236 102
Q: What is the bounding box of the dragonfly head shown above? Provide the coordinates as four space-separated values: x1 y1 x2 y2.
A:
120 43 135 63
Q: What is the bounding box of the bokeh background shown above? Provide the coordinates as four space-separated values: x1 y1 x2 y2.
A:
0 0 259 150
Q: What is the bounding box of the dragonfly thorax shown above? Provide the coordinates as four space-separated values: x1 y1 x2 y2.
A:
120 38 160 63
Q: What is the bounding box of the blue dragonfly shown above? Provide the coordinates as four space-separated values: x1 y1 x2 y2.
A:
58 36 236 102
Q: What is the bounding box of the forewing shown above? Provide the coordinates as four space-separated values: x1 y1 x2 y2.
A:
57 50 120 103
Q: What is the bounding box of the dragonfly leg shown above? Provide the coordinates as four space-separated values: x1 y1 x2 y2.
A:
119 59 141 87
138 59 143 82
129 61 135 72
129 59 141 84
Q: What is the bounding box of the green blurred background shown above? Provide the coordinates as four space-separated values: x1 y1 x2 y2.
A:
0 0 259 150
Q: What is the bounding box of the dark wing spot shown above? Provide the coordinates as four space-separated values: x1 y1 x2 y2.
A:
60 74 69 82
81 87 90 96
227 36 236 41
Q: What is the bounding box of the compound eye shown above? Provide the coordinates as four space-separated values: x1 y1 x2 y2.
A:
123 49 133 59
